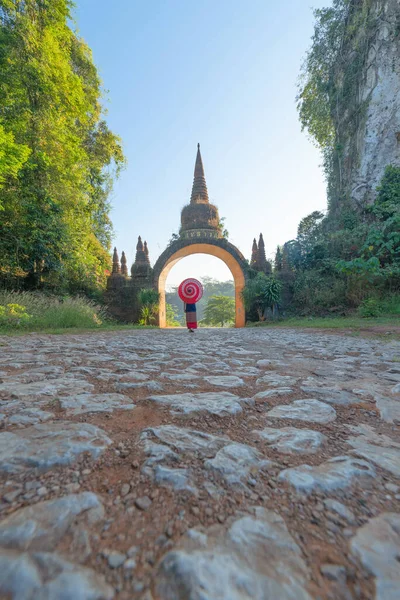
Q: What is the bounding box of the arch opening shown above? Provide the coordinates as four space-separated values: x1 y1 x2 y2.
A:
157 243 246 328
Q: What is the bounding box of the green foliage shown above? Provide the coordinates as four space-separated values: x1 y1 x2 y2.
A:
276 166 400 316
0 0 125 293
358 297 383 318
202 294 235 327
138 288 159 326
242 273 282 321
0 123 30 196
0 302 31 327
217 217 229 239
0 290 106 330
166 303 180 327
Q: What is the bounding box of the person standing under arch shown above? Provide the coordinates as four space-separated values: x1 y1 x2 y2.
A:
184 301 197 333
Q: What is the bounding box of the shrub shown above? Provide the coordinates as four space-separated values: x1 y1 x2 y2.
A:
0 303 31 328
138 288 160 326
358 298 383 318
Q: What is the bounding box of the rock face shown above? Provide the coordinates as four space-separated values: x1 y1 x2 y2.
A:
335 0 400 207
351 513 400 600
152 508 312 600
0 423 111 473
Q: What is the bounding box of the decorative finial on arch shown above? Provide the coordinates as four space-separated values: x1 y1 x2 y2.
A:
136 236 143 252
120 251 128 276
112 247 120 274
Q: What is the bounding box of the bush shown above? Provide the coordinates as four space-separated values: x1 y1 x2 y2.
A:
138 288 160 326
0 291 107 330
358 298 383 318
0 303 31 328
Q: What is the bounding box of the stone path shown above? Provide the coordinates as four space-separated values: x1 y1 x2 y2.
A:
0 327 399 599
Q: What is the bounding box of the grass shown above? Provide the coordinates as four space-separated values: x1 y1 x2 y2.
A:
0 290 157 335
249 315 399 329
247 314 400 340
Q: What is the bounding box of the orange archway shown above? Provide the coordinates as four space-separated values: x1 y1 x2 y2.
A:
156 243 246 328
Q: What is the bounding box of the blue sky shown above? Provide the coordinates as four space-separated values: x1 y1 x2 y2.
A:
75 0 328 286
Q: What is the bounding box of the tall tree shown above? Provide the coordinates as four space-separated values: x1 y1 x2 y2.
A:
202 294 235 327
0 0 125 291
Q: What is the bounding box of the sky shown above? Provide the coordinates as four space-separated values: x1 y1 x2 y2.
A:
75 0 329 287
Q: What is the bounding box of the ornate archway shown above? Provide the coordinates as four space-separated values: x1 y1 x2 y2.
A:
106 144 267 326
153 238 248 328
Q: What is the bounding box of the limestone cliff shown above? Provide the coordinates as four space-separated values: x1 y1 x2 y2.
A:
337 0 400 209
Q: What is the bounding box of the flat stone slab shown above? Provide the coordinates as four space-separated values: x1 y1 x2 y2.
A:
204 376 245 388
142 426 271 492
147 392 245 415
152 507 312 600
205 443 273 487
268 399 337 423
0 377 94 400
160 372 199 382
59 393 135 415
0 549 114 600
351 513 400 600
0 423 111 473
0 492 110 599
8 408 54 427
0 492 103 551
278 456 376 494
142 425 227 456
253 427 326 454
254 388 293 399
375 396 400 424
256 374 298 387
300 384 363 406
347 425 400 478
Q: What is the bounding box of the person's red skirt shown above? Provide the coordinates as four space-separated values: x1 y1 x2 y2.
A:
186 312 197 329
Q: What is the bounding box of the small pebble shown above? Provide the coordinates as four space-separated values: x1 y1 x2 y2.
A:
121 483 130 497
135 496 152 511
108 551 126 569
123 558 136 570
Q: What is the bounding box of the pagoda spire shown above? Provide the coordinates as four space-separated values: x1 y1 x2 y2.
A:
190 143 209 204
144 241 150 264
112 247 120 274
251 238 258 267
120 251 128 276
257 233 267 272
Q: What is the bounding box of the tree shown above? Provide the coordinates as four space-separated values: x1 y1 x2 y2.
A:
202 295 235 327
0 0 125 291
138 289 159 326
242 273 282 321
166 303 180 327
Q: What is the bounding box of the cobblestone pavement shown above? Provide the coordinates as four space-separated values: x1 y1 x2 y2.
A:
0 327 399 599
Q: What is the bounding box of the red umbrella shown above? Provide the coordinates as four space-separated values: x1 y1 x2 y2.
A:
178 278 204 304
